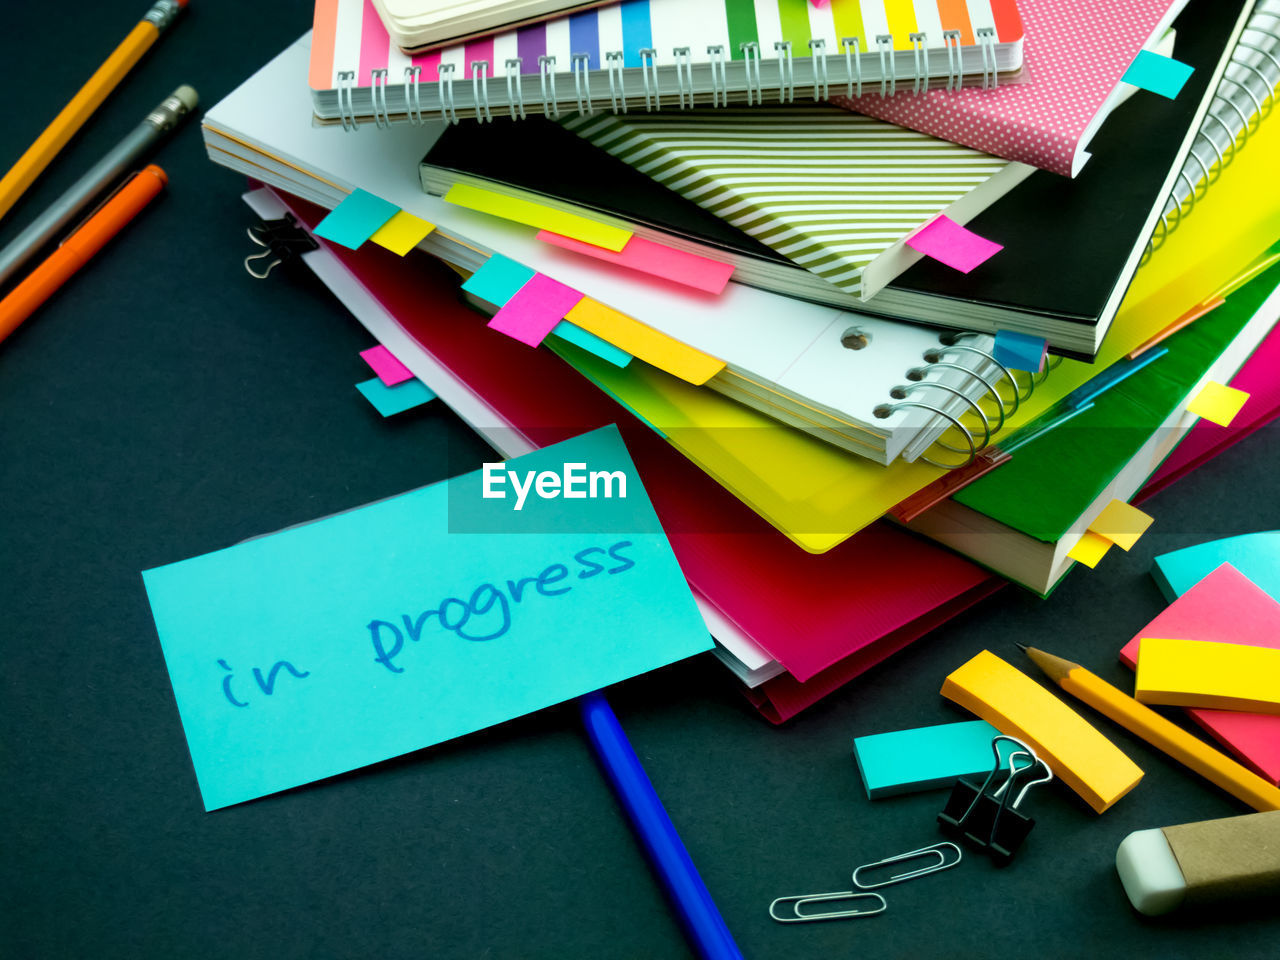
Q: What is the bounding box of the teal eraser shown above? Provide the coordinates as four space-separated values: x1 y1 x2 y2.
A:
853 720 1000 799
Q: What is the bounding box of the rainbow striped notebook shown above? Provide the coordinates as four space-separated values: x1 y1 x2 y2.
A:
310 0 1025 126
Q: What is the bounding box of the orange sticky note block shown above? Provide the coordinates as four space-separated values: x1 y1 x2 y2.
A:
1186 382 1250 427
941 650 1144 813
564 298 726 386
444 183 631 251
1068 530 1113 568
1088 500 1155 551
1136 638 1280 716
370 210 435 255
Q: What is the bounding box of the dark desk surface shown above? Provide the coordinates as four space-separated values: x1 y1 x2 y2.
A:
3 4 1279 957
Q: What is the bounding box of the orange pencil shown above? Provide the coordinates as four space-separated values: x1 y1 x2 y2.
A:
0 165 166 343
0 1 186 222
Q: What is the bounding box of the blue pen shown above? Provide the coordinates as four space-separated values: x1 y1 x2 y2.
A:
579 690 744 960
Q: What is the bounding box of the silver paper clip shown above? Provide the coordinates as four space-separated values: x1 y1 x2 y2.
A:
851 841 963 889
769 890 886 923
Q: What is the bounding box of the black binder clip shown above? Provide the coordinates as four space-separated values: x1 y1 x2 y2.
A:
243 214 319 279
937 734 1053 866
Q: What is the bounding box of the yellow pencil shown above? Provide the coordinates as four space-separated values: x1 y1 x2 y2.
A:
0 0 186 222
1020 644 1280 812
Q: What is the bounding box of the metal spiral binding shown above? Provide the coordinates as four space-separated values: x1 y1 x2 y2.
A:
875 35 896 96
977 27 998 89
370 69 390 128
774 41 796 103
438 63 458 123
1222 74 1264 132
908 33 930 94
895 380 993 453
741 42 764 105
639 48 660 111
875 397 976 469
808 39 829 100
605 52 627 113
841 37 863 97
403 65 423 124
707 45 729 107
572 53 594 116
674 47 695 109
913 359 1008 433
943 30 963 90
505 58 527 119
538 55 559 118
471 61 493 122
336 71 357 131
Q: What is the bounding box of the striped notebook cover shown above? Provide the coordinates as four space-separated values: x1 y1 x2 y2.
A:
564 106 1031 300
310 0 1025 122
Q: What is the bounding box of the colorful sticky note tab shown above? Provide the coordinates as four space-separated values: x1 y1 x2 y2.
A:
444 183 632 252
537 231 735 295
993 330 1048 373
564 298 726 386
942 650 1144 814
488 273 585 348
314 189 399 249
359 345 415 386
460 254 536 307
369 210 436 256
356 376 436 416
549 320 633 368
1187 381 1250 427
1152 533 1280 602
905 215 1003 273
1068 530 1113 569
854 720 1001 799
141 426 713 810
1136 638 1280 716
1123 50 1195 100
1088 499 1154 552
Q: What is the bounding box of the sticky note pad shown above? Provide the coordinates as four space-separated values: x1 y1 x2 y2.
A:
444 183 631 252
853 720 1001 799
314 189 399 249
1123 50 1195 100
460 254 536 307
1068 530 1113 569
360 345 414 386
488 273 585 347
1152 533 1280 602
941 650 1143 813
356 376 435 416
549 320 633 368
1088 499 1154 552
905 215 1003 273
369 210 435 256
1186 381 1249 427
141 426 714 810
992 330 1047 373
1122 563 1280 786
537 231 735 294
1136 638 1280 715
564 298 726 386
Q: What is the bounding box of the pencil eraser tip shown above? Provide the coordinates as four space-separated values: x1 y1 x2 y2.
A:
173 85 199 110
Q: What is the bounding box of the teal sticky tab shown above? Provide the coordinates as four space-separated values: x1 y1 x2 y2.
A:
854 720 1001 799
1122 50 1194 100
460 254 536 307
314 189 400 249
141 426 713 810
356 376 436 416
1152 532 1280 602
549 320 633 368
993 330 1047 372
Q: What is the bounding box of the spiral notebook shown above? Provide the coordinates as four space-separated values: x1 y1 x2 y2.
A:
309 0 1026 127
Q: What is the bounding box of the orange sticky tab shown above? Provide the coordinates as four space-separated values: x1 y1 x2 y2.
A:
564 298 726 386
1187 382 1250 427
1088 500 1154 552
1068 531 1113 568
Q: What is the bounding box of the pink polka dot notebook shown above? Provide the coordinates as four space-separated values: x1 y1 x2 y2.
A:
835 0 1191 176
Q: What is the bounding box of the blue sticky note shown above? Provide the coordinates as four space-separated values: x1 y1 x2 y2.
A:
993 330 1047 373
142 426 713 810
460 254 536 307
314 189 400 249
1152 532 1280 602
854 720 1001 799
1123 50 1195 100
550 320 633 368
356 376 436 416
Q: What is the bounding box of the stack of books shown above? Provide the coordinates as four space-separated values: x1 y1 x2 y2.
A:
202 0 1280 720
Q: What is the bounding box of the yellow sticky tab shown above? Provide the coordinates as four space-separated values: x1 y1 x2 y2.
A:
941 651 1144 813
1186 381 1250 427
1136 638 1280 715
565 298 726 386
444 184 631 252
1067 530 1113 568
1088 500 1154 552
370 210 436 256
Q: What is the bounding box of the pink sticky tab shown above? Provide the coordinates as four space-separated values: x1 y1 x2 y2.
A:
359 345 414 386
810 0 830 7
488 274 585 347
538 231 735 294
905 216 1003 274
